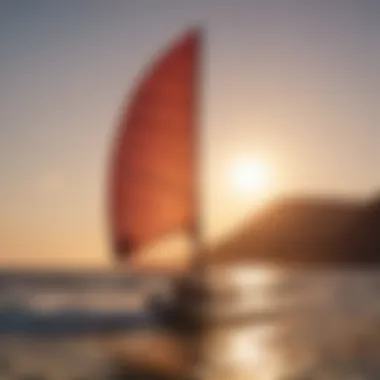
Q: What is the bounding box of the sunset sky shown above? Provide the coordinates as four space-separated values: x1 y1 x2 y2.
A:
1 1 379 268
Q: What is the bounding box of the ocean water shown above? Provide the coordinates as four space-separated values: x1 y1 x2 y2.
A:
0 271 170 380
199 265 380 380
0 267 379 380
0 335 115 380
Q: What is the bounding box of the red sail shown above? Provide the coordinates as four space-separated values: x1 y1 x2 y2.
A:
109 30 200 262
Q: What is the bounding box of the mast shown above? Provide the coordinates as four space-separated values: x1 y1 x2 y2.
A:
192 26 204 274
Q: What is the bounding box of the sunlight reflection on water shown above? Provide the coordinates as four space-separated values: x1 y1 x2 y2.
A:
200 264 380 380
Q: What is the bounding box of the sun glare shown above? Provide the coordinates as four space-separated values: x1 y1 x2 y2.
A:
229 156 273 197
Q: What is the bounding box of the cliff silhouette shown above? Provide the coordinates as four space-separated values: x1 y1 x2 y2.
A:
208 194 380 266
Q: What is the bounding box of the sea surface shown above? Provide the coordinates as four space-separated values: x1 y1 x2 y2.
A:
0 270 169 380
0 266 379 380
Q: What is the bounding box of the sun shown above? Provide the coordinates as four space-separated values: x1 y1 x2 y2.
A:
229 156 273 197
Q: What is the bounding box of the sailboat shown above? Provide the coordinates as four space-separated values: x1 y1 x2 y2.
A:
108 28 205 378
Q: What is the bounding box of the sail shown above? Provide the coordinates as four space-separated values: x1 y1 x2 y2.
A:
109 29 201 261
